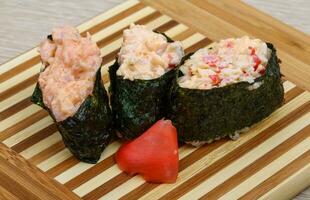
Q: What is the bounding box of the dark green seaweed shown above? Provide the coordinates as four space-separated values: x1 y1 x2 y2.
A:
168 43 284 143
108 32 177 139
109 61 176 139
31 67 113 163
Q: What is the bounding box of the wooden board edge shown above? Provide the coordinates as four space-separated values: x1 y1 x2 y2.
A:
259 163 310 200
0 143 80 200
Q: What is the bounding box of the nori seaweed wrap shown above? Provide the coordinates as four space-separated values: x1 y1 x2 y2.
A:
109 24 184 139
32 68 113 163
31 27 113 163
169 42 284 144
109 60 176 139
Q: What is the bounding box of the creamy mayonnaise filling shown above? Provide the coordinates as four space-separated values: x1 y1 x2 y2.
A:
178 36 270 89
38 26 102 122
117 24 184 80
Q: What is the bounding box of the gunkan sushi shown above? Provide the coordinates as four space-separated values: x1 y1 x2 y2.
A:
169 36 284 145
31 26 113 163
109 24 184 139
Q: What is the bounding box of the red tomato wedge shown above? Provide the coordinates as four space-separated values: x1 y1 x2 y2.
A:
115 119 179 183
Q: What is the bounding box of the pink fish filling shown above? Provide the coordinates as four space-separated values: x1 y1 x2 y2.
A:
179 36 270 89
38 26 102 122
117 24 184 80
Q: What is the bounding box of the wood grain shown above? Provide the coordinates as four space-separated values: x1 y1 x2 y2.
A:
0 143 80 200
0 110 47 141
240 150 310 199
0 1 309 199
201 125 310 199
11 124 57 153
0 185 19 200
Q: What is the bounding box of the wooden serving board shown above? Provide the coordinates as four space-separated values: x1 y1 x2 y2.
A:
0 0 309 199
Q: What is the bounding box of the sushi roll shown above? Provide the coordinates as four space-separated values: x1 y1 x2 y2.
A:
109 24 184 139
31 26 113 163
169 36 284 145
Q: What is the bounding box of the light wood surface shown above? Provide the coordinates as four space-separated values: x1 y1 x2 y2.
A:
0 0 309 199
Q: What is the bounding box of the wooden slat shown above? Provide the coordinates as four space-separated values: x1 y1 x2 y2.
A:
259 163 310 200
0 143 80 200
284 87 304 103
11 124 57 153
0 110 47 141
0 169 41 200
28 141 65 165
0 185 19 200
192 138 310 200
0 56 41 86
0 105 39 129
200 125 310 199
80 2 145 35
64 155 115 190
46 157 80 178
95 11 161 48
241 151 309 199
0 97 32 121
0 84 35 113
20 132 62 159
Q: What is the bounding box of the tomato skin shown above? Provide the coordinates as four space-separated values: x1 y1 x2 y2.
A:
115 119 179 183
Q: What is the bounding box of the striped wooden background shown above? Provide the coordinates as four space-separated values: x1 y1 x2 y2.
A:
0 0 309 199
